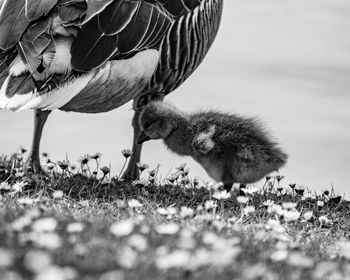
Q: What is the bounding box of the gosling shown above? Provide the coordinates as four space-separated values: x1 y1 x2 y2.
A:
137 101 288 191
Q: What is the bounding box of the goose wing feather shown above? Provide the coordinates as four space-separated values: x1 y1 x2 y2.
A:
71 0 174 71
25 0 58 21
0 48 18 90
0 0 202 101
0 0 30 50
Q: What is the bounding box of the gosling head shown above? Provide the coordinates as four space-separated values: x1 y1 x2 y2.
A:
137 101 179 144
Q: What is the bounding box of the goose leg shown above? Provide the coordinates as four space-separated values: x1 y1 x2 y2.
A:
26 109 51 173
122 94 164 180
121 110 143 180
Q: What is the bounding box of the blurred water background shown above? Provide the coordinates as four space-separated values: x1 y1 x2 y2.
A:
1 0 349 194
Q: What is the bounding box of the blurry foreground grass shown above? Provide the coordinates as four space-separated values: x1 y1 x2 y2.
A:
0 151 350 280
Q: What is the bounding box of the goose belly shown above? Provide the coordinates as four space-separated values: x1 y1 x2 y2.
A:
0 50 159 113
62 50 159 113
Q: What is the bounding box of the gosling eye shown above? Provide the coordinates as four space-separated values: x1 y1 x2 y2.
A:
144 121 153 130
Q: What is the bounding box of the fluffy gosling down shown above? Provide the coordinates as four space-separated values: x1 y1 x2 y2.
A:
138 101 288 191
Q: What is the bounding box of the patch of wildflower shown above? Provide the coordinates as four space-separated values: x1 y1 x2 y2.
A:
337 241 350 260
100 166 110 175
283 210 301 222
271 249 289 262
177 228 196 249
237 196 249 204
12 215 33 231
157 206 177 218
303 211 314 221
243 206 256 216
204 200 217 211
192 178 199 188
128 234 148 252
24 250 53 273
213 190 231 200
34 266 77 280
78 154 90 165
132 180 149 187
156 223 180 235
29 232 62 250
266 219 286 235
136 162 149 173
110 220 134 237
79 200 90 208
282 202 298 210
262 200 275 207
317 200 325 209
180 207 194 219
241 186 260 195
295 186 306 195
99 270 125 280
91 152 102 160
66 223 85 233
167 172 180 184
276 175 285 184
0 157 349 280
205 181 222 192
301 192 316 201
267 203 284 216
319 216 332 226
155 250 191 270
0 249 14 268
289 182 296 191
121 149 132 159
0 182 11 192
176 163 187 172
287 253 314 268
181 177 191 187
128 199 143 209
17 197 35 206
212 219 227 231
117 247 138 269
57 160 69 170
32 218 57 232
52 190 64 200
149 168 157 178
10 181 26 195
156 230 241 271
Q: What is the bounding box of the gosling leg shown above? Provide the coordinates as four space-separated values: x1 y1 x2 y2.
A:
239 184 246 196
224 183 233 192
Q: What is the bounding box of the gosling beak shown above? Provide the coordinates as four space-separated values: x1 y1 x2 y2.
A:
137 131 151 145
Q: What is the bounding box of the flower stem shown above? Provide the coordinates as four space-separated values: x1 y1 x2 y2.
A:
118 158 128 179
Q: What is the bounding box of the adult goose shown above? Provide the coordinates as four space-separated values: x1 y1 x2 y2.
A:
0 0 223 179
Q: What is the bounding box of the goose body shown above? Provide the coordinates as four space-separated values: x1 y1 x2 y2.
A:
0 0 223 113
0 0 223 176
138 101 288 190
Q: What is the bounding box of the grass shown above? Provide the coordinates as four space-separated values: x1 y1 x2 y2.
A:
0 151 349 280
